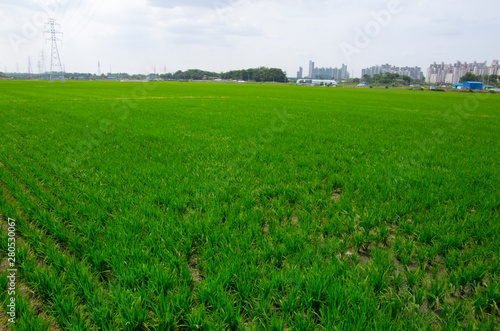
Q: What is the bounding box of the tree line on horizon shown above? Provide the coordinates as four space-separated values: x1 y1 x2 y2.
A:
0 67 287 83
360 72 417 86
159 67 287 83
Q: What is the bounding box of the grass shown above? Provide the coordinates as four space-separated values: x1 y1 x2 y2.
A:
0 80 499 329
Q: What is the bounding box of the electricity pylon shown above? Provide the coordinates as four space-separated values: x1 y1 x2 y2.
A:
44 18 65 82
38 50 47 80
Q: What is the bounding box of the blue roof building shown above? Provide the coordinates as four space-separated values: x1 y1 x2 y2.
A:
463 81 483 90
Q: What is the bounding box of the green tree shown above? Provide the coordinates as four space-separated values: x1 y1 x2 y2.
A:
401 75 413 84
373 74 383 85
385 72 399 80
488 74 499 86
362 74 372 83
459 72 477 83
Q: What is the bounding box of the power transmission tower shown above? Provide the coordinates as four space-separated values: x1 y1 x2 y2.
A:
38 50 47 80
44 18 65 82
28 56 33 77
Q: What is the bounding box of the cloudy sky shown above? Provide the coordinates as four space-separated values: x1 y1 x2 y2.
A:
1 0 499 77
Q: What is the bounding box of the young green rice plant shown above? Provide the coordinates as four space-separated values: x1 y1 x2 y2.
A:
411 285 426 307
391 271 405 294
352 230 371 253
117 288 151 330
24 264 62 305
472 278 500 317
393 237 404 256
197 281 225 313
303 274 329 318
88 290 117 331
444 249 462 270
377 224 391 245
401 246 416 267
398 218 417 237
405 268 425 292
384 292 407 319
370 247 394 274
358 213 378 233
414 246 429 267
427 278 448 308
417 226 436 245
489 256 500 275
426 245 440 265
269 312 286 331
367 265 390 295
437 233 468 255
393 238 416 267
440 300 471 328
290 309 319 331
11 294 52 331
216 299 243 331
52 291 89 330
249 296 273 329
278 286 304 317
450 261 487 290
185 306 209 330
151 265 176 297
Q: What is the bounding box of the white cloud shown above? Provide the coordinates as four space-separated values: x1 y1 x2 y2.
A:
1 0 499 75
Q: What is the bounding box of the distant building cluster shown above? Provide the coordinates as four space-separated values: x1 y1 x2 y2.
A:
297 66 303 79
426 60 499 84
297 61 349 80
361 64 424 81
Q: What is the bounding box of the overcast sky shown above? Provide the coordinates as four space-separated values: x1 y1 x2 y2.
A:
1 0 499 77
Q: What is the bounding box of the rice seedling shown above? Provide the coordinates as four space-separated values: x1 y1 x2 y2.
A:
0 80 498 329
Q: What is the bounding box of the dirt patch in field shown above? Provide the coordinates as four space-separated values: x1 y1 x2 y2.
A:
291 212 299 229
189 254 203 298
189 255 202 285
262 222 269 234
331 188 342 202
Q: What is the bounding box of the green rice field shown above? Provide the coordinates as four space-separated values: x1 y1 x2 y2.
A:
0 80 499 330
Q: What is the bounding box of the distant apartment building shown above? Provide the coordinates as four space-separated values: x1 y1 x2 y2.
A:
426 60 499 84
308 61 315 78
297 66 303 79
302 60 349 80
362 64 424 81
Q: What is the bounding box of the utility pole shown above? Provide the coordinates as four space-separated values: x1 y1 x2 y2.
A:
44 18 65 82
